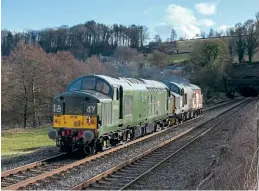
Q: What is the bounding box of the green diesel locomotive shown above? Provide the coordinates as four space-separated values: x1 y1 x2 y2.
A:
48 75 179 153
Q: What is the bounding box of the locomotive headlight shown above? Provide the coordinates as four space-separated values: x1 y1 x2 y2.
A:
48 129 58 140
83 130 94 142
53 104 62 113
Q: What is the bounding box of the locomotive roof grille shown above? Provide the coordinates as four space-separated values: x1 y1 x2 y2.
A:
126 78 145 84
147 87 167 92
137 78 146 84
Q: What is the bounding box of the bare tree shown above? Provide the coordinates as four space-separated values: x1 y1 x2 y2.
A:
153 35 162 43
234 23 247 63
133 53 148 78
87 55 105 74
114 46 138 76
200 31 206 39
114 46 138 62
3 41 54 127
208 28 214 37
51 51 89 91
256 12 259 23
226 27 236 62
165 38 171 42
1 21 150 59
140 26 150 47
147 50 169 68
215 31 223 37
1 41 91 128
1 57 17 125
244 19 259 64
255 12 259 35
170 29 177 41
104 61 119 76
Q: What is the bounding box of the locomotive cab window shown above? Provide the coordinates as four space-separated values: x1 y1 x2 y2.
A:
68 79 82 91
170 84 180 94
82 77 96 90
95 80 110 95
68 77 111 96
102 81 110 94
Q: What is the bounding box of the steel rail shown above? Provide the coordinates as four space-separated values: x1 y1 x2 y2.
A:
1 153 68 178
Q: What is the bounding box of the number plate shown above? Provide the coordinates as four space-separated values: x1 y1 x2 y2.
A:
85 104 97 115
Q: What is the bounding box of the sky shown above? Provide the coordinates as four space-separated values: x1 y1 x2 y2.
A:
1 0 259 40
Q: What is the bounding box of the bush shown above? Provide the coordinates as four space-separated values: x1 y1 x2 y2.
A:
188 39 232 93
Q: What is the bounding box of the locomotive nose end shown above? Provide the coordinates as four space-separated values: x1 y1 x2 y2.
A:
48 129 58 140
83 130 94 142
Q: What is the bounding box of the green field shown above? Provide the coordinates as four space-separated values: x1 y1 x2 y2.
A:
175 37 231 53
176 40 194 53
169 53 190 63
169 39 196 63
1 126 55 157
171 37 259 63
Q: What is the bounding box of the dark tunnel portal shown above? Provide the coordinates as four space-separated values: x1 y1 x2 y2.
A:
237 86 258 97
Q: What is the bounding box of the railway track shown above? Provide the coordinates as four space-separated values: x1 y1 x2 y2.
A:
1 152 86 188
1 99 244 190
72 99 252 190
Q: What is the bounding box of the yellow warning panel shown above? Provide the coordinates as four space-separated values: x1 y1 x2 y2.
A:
53 115 97 129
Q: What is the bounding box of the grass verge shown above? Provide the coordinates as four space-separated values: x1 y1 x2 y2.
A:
1 126 55 157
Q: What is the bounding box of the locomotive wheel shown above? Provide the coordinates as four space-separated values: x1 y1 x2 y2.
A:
167 120 171 127
126 129 133 141
160 123 165 129
96 140 104 152
175 118 179 125
130 128 135 139
83 146 96 155
184 114 187 121
162 122 167 129
83 147 91 155
156 124 161 131
154 124 158 132
180 115 184 123
141 126 145 136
